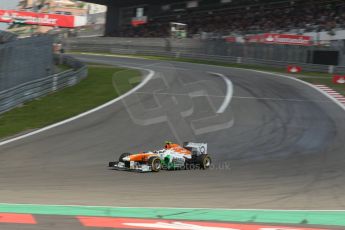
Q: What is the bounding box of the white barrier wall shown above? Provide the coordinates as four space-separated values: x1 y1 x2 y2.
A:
304 30 345 42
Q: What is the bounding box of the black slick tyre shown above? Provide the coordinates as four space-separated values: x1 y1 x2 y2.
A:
119 153 131 162
197 155 211 169
148 156 161 172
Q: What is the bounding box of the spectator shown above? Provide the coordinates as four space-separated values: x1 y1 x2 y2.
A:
113 0 345 38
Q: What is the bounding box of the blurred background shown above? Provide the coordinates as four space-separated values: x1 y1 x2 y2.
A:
1 0 345 104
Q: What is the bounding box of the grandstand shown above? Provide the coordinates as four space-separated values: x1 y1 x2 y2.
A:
98 0 345 38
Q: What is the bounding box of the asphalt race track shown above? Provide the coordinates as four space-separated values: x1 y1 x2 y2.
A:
1 54 345 211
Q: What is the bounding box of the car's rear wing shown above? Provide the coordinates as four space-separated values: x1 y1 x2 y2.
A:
183 142 207 155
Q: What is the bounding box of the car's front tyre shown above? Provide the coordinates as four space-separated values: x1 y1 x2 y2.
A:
108 161 116 167
119 153 131 162
148 156 161 172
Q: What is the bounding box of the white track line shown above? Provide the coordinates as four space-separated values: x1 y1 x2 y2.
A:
78 53 345 112
84 54 345 112
0 68 155 147
208 72 233 114
142 56 345 112
243 70 345 112
134 92 337 103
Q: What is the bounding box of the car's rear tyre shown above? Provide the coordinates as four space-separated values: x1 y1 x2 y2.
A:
119 153 131 162
197 155 211 169
148 156 161 172
184 159 193 170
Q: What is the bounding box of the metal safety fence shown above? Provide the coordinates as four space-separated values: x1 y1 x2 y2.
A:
0 30 17 44
0 55 87 115
0 36 54 92
64 38 345 74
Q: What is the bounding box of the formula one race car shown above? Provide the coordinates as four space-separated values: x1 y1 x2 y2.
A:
108 142 211 172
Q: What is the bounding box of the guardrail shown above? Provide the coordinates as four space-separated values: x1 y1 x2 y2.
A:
0 55 87 115
109 48 345 74
67 42 345 74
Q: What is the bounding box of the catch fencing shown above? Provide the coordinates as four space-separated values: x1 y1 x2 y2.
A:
0 30 17 44
0 36 54 92
0 55 87 115
64 37 345 64
64 37 345 74
115 49 345 74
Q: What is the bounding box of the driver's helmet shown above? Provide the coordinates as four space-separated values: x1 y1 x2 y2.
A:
164 141 173 149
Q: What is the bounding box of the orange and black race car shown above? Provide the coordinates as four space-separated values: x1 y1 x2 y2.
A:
108 142 211 172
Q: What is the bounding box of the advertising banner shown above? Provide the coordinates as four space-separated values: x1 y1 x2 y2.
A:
287 65 302 73
78 216 328 230
246 33 312 46
0 9 79 28
224 36 237 43
333 75 345 84
131 16 147 27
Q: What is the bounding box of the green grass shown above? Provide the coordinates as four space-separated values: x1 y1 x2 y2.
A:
0 65 141 139
171 57 345 96
164 56 345 95
73 52 345 96
71 51 333 78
